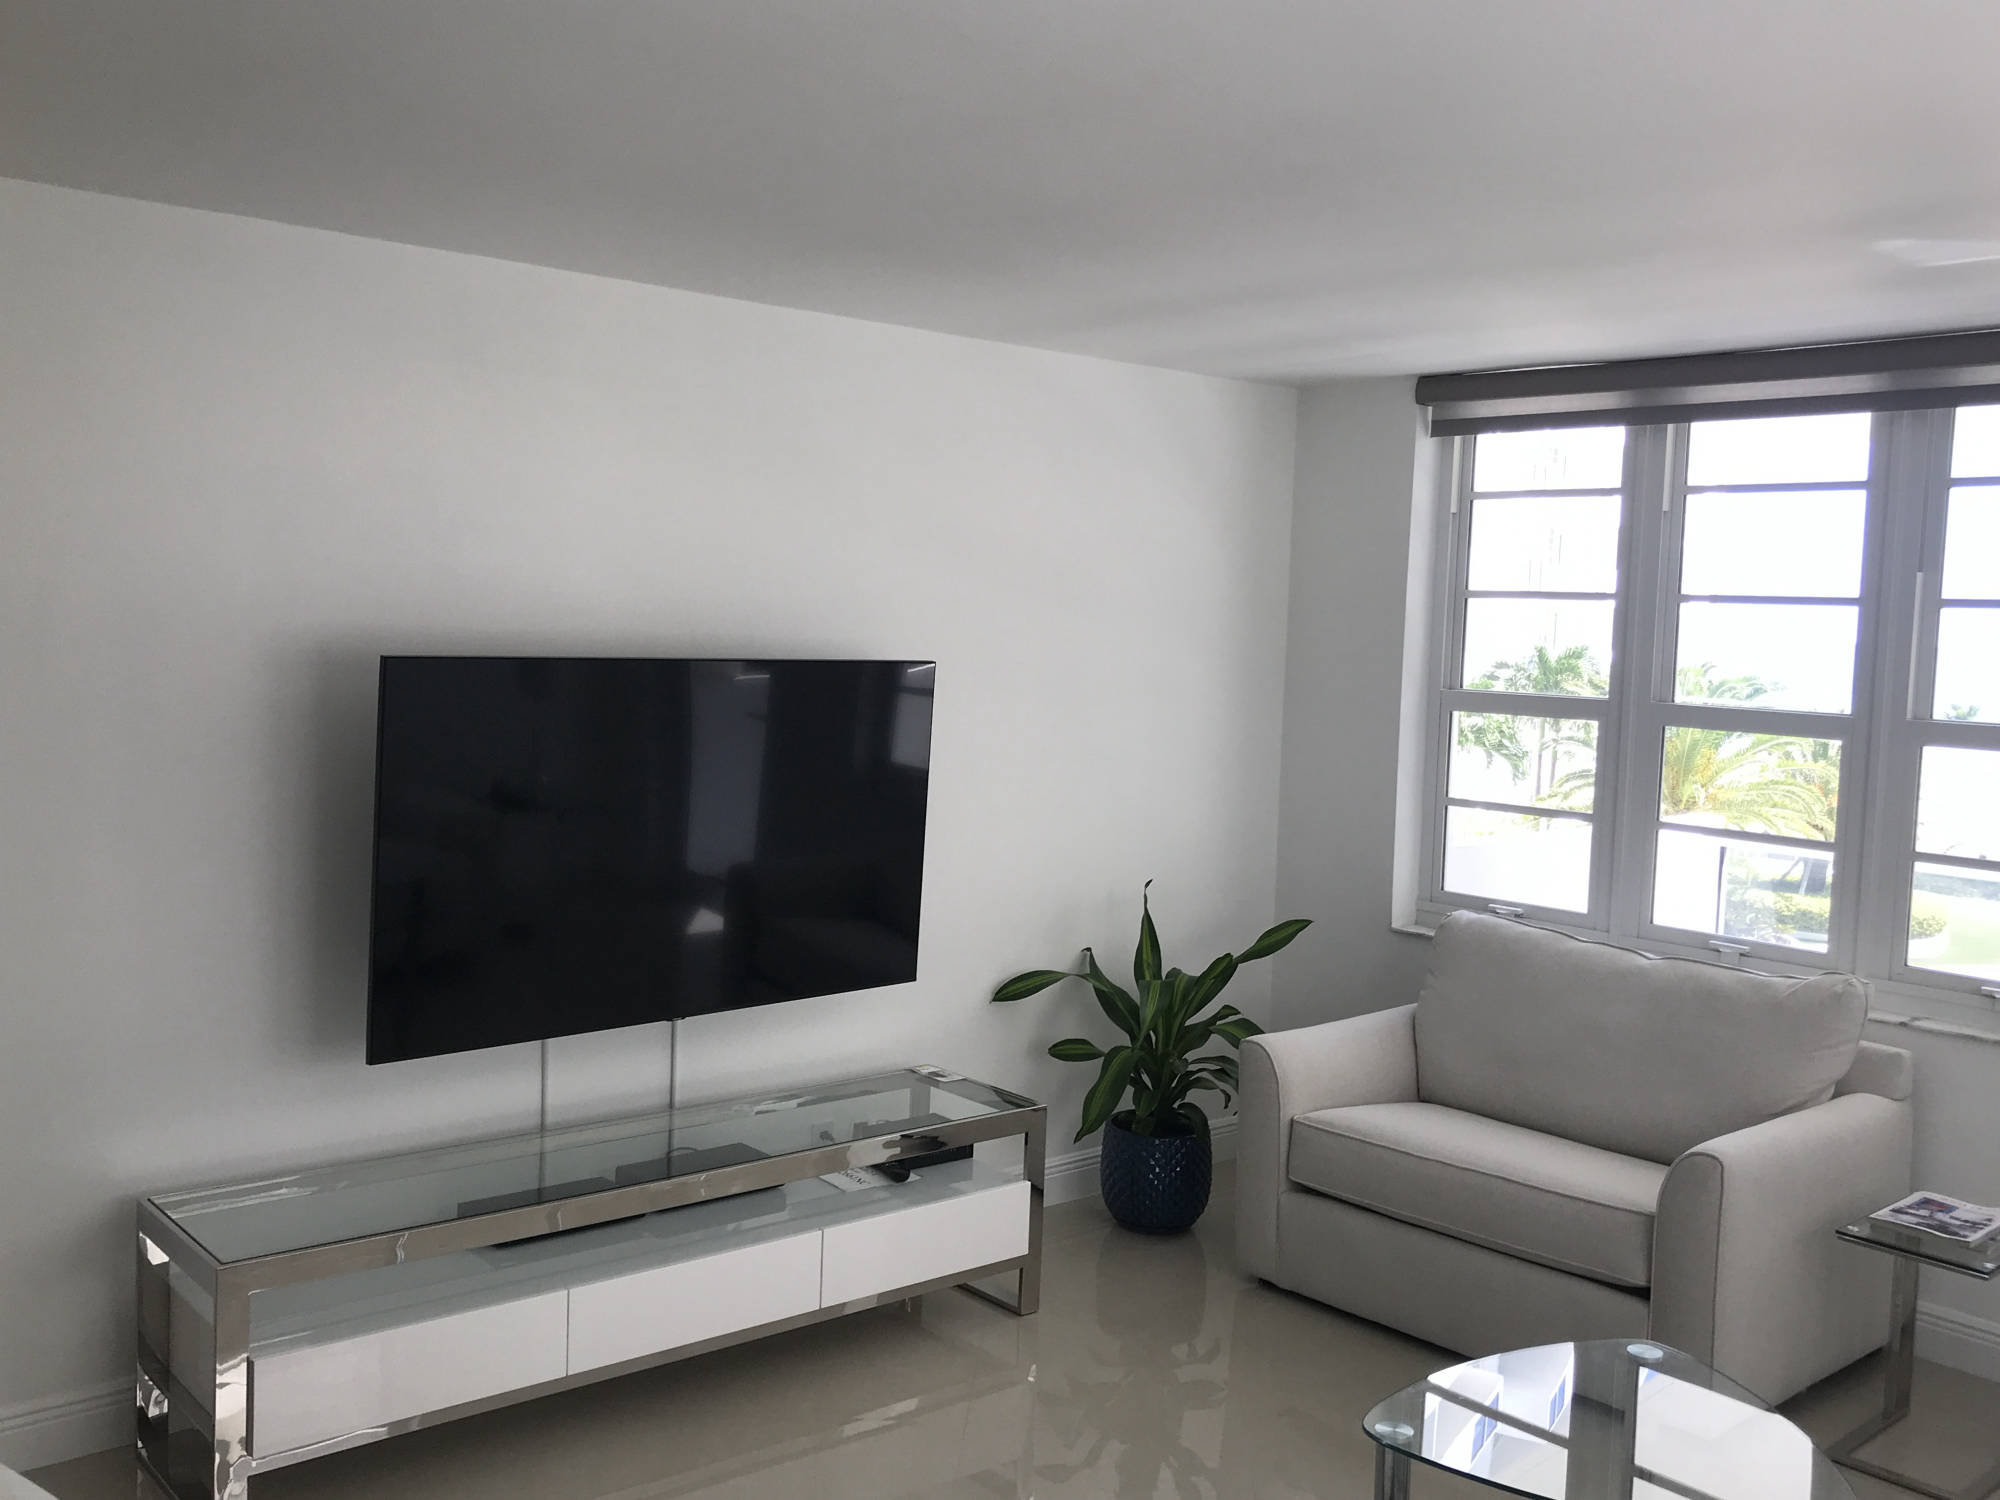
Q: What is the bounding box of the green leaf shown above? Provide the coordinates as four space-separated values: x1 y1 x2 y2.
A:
1177 1101 1213 1142
990 969 1075 1004
1210 1016 1262 1046
1238 917 1312 964
1047 1037 1105 1063
1177 1074 1227 1102
1178 952 1239 1023
1134 879 1162 988
1082 948 1142 1039
1157 971 1193 1052
1178 999 1258 1055
1077 1046 1138 1141
1176 1096 1208 1144
1189 1053 1240 1088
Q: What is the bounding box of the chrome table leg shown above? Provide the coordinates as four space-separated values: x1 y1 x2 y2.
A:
1375 1445 1411 1500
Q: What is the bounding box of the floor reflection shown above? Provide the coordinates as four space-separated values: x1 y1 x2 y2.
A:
68 1168 1949 1500
1036 1227 1225 1496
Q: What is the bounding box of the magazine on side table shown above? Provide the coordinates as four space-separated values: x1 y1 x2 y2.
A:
1870 1190 2000 1245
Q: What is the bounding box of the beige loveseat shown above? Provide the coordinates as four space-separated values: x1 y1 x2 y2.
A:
1237 912 1915 1404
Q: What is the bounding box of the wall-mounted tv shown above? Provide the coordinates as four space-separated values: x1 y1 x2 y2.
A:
366 657 934 1064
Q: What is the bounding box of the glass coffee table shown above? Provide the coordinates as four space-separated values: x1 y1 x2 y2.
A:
1363 1339 1855 1499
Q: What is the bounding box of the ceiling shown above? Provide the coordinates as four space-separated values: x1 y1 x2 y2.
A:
7 1 2000 382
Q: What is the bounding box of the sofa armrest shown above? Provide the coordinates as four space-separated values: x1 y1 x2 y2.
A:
1234 1005 1419 1281
1651 1092 1914 1405
1835 1039 1914 1100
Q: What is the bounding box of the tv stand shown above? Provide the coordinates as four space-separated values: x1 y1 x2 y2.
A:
135 1067 1043 1500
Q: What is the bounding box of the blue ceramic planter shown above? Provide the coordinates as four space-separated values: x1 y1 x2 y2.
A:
1099 1112 1212 1234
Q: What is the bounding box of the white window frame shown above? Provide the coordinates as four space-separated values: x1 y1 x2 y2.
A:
1877 408 2000 1003
1626 416 1887 974
1420 430 1639 931
1412 406 2000 1023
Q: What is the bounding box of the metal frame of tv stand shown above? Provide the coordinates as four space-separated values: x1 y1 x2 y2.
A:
135 1081 1046 1500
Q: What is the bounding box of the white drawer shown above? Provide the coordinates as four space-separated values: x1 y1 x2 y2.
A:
820 1180 1030 1306
567 1231 822 1374
251 1291 567 1457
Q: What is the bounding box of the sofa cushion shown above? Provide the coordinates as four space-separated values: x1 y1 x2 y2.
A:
1414 913 1867 1164
1289 1101 1668 1288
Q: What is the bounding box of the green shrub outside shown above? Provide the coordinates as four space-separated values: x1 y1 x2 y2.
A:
1724 885 1948 941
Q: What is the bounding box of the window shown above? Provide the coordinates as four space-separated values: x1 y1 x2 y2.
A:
1419 405 2000 1005
1647 413 1870 957
1439 428 1624 916
1893 407 2000 989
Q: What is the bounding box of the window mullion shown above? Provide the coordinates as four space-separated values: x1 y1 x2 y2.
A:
1795 411 1896 973
1857 410 1940 982
1876 410 1969 990
1420 439 1474 910
1438 688 1611 719
1607 424 1675 941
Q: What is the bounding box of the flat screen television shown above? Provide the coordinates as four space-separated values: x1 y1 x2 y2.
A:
365 656 934 1064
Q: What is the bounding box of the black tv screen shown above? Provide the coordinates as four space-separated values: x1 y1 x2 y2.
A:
365 657 934 1064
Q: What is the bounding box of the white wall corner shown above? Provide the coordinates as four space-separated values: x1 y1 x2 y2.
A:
1273 377 1437 1030
1389 428 1450 930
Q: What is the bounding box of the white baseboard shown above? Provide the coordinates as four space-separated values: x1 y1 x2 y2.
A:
0 1380 128 1474
1916 1300 2000 1382
1043 1116 1238 1207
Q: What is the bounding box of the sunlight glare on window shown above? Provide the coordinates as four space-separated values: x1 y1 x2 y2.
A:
1681 491 1865 598
1674 603 1858 714
1950 405 2000 479
1934 610 2000 725
1916 747 2000 861
1472 427 1625 493
1463 599 1615 697
1941 489 2000 601
1467 495 1621 593
1685 413 1871 486
1443 807 1592 912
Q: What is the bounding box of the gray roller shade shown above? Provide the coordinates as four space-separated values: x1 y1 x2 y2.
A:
1416 329 2000 435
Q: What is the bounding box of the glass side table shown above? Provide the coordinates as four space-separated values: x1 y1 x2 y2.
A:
1830 1215 2000 1500
1362 1338 1854 1500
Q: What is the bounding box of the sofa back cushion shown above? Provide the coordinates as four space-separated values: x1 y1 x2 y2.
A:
1414 913 1867 1164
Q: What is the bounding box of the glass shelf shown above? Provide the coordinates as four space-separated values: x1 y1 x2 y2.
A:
150 1067 1030 1265
1836 1217 2000 1280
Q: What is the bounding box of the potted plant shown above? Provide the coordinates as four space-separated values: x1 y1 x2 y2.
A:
991 883 1310 1234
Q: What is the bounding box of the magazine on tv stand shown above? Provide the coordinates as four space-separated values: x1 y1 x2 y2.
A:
1870 1190 2000 1244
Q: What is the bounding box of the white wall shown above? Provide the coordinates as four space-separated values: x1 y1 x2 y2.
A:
0 177 1298 1462
1276 378 2000 1376
1269 380 1433 1028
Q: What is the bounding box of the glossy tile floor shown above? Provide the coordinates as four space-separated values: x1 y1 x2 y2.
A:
33 1169 1989 1499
